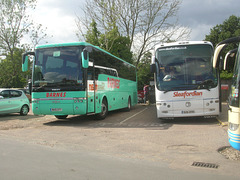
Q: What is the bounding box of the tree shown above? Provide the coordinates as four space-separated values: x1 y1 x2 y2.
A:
137 52 153 90
205 15 240 74
99 22 133 63
84 20 133 63
107 35 133 64
0 0 37 57
85 20 101 47
0 0 48 87
29 23 49 48
76 0 190 66
205 15 240 47
0 48 31 88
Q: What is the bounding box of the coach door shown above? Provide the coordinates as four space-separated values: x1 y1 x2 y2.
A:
87 65 95 113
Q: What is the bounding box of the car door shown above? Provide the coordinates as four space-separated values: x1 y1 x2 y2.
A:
0 90 11 114
9 90 22 112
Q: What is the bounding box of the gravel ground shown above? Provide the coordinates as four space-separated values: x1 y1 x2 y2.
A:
219 146 240 161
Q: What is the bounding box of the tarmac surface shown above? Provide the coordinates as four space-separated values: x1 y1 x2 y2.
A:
217 102 229 128
0 101 240 179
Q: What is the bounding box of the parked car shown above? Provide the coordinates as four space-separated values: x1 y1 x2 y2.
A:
18 88 31 102
0 89 30 116
138 90 144 103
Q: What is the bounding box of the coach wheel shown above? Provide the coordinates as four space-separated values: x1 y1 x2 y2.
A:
125 97 131 111
96 98 108 120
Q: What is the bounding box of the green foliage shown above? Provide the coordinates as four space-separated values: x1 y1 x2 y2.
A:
0 0 42 88
220 70 233 80
85 20 101 47
100 23 133 64
0 48 31 88
0 0 37 55
205 15 240 79
205 15 240 47
137 52 153 90
85 20 133 64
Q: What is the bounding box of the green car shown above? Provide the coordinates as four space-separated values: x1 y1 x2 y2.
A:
0 89 30 116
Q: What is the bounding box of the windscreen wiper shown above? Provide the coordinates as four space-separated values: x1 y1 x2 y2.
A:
198 85 210 91
197 79 215 91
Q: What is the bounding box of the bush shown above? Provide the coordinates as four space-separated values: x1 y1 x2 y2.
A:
220 71 233 80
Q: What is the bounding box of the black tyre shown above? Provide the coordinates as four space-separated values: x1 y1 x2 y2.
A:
20 105 29 116
96 98 108 120
55 115 68 119
125 97 131 111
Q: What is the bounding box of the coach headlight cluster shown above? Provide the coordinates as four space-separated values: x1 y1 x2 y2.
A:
229 122 239 131
156 102 171 108
32 99 39 103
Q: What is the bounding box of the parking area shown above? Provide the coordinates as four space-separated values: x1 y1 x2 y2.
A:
0 103 239 177
0 103 222 129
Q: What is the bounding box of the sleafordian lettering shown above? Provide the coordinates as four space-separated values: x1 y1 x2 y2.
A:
173 91 202 98
46 92 66 98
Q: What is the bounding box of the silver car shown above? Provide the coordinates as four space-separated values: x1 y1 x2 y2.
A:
0 89 30 116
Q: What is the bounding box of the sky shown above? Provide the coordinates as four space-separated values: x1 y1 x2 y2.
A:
30 0 240 45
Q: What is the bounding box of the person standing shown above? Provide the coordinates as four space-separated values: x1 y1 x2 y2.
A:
143 84 149 104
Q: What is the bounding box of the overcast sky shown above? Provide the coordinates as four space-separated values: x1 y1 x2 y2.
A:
31 0 240 45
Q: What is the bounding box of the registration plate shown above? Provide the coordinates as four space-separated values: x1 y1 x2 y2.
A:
182 110 195 114
51 108 62 112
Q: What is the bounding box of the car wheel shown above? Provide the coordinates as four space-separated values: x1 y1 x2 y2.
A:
96 98 108 120
55 115 68 119
20 105 29 116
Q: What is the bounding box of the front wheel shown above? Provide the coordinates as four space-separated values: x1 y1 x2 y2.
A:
55 115 68 119
96 98 108 120
20 105 29 116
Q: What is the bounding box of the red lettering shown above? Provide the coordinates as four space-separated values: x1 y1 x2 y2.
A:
107 77 120 89
173 91 203 98
46 92 67 98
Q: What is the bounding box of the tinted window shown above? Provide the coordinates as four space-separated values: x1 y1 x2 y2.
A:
155 44 217 91
10 90 22 98
229 46 240 107
0 90 10 98
91 47 136 81
33 46 84 92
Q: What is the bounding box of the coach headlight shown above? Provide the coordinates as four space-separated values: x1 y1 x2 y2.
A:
229 122 239 131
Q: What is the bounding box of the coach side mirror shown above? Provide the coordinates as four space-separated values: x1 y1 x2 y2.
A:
22 52 35 72
223 48 237 70
151 55 157 73
81 49 89 69
28 82 32 95
150 64 156 73
22 54 29 72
